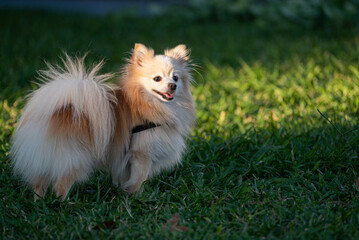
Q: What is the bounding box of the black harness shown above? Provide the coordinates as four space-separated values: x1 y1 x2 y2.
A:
127 122 161 155
131 122 161 134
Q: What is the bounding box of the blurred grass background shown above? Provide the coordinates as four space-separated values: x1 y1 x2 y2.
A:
1 0 359 239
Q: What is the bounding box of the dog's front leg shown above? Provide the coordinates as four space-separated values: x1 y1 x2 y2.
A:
122 150 150 194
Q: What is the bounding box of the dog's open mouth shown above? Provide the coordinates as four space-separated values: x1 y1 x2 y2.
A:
153 90 174 101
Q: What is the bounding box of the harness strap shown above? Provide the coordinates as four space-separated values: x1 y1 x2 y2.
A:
131 122 161 134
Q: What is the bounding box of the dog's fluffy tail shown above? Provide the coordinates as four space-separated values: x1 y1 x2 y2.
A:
11 54 116 186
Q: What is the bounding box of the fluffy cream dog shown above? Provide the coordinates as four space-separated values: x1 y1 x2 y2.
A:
11 44 196 200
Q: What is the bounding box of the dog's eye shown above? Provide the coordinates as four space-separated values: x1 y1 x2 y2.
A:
153 76 162 82
173 75 178 82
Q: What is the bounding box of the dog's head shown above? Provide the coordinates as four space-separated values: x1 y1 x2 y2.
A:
125 43 192 103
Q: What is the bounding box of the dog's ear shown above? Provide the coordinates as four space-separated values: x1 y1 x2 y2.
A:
164 44 190 63
132 43 154 67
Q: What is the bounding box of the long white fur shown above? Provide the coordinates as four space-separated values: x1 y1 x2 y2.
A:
11 55 116 184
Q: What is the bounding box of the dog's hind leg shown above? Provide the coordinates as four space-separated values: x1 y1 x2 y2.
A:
53 171 79 201
49 107 96 201
33 177 50 201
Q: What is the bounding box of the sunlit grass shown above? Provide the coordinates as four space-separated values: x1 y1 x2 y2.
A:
194 54 359 139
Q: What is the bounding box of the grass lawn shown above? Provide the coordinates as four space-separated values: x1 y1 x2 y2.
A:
1 9 359 239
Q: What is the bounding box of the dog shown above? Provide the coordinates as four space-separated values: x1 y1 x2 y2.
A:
11 44 196 200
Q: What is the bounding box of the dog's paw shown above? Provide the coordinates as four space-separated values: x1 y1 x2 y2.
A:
123 181 143 195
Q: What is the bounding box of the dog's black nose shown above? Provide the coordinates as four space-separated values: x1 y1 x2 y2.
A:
169 83 177 91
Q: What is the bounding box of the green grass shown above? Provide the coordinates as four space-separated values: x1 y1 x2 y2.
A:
1 9 359 239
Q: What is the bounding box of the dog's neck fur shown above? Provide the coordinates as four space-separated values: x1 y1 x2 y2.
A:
114 87 174 131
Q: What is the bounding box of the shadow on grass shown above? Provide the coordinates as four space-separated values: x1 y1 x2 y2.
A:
1 121 358 238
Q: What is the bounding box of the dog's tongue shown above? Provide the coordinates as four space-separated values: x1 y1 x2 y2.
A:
164 92 174 99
